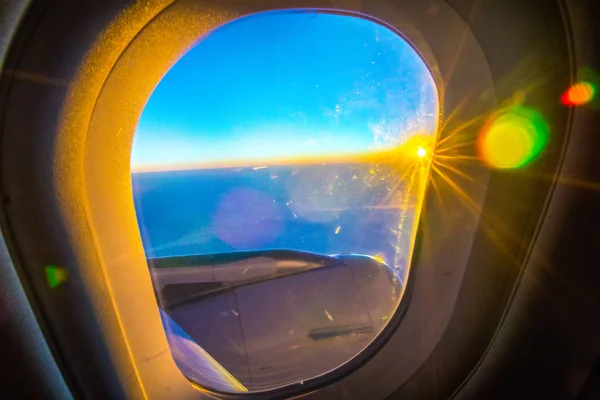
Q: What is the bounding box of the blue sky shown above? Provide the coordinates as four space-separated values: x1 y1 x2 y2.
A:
132 10 438 172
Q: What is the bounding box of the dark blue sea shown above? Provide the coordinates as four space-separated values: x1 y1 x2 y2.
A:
132 164 413 267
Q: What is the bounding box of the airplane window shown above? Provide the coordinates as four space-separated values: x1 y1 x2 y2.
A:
131 10 438 393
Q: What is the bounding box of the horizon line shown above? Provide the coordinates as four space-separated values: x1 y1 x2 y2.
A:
130 133 434 174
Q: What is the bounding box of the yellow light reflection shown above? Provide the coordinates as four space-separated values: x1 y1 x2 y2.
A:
373 254 386 264
477 106 548 169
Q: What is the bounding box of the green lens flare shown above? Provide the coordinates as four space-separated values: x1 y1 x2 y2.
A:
478 106 549 169
45 265 68 288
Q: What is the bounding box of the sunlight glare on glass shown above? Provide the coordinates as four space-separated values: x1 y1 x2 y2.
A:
477 106 549 169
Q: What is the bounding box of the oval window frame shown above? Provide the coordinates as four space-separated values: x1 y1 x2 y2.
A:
3 0 496 398
131 9 442 392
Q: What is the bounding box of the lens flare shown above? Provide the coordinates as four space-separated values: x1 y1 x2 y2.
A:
478 106 549 169
417 147 427 158
213 188 284 249
45 266 68 288
561 81 596 106
561 82 596 107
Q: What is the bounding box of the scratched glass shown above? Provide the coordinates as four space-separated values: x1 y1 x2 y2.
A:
131 10 438 393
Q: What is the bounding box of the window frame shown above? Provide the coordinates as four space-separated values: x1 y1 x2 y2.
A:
0 0 500 398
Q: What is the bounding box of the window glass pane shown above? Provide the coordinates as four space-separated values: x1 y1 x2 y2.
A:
132 10 438 393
